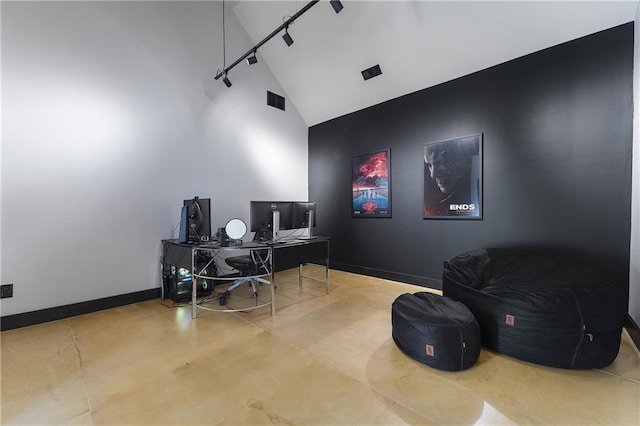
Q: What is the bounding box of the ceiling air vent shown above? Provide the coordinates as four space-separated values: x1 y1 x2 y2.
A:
361 64 382 81
267 91 285 111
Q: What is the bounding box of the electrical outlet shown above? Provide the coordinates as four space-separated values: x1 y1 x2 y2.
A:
1 284 14 299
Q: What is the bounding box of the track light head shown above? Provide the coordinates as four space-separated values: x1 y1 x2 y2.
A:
246 51 258 65
330 1 344 14
282 28 294 47
223 74 232 88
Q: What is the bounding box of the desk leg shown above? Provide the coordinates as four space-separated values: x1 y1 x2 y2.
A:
160 263 165 300
325 258 330 295
192 249 197 319
326 240 330 294
270 267 275 316
298 264 303 289
270 273 275 316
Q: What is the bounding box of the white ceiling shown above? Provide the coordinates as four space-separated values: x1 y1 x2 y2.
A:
232 1 638 126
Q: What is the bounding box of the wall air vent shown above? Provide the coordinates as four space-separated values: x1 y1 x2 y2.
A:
267 91 285 111
361 64 382 81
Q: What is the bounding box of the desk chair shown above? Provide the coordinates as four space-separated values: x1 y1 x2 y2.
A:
220 248 270 305
217 219 271 306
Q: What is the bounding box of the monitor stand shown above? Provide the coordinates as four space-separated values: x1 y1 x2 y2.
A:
272 209 280 241
298 210 316 240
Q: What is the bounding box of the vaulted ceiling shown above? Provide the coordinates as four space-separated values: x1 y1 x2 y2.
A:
231 1 637 126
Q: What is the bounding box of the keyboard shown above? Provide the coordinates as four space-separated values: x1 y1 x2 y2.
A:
258 240 287 245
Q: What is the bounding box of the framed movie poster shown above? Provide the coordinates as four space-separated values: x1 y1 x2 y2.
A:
352 149 391 218
423 133 482 219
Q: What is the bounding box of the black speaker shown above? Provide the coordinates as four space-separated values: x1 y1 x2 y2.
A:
218 227 229 247
178 206 189 243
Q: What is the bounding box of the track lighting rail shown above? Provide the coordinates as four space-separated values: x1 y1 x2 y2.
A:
215 0 325 83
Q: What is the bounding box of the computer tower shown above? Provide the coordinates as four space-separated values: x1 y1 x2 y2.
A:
162 253 216 303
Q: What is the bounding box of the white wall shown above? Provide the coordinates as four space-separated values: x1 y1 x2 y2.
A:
0 1 308 316
631 7 640 326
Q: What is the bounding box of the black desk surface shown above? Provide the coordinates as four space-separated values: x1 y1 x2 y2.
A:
161 237 329 272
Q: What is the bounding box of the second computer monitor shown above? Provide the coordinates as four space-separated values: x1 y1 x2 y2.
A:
292 202 316 228
292 201 316 238
249 201 294 240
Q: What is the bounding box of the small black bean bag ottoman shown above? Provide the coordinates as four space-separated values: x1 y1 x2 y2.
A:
442 248 625 369
392 292 481 371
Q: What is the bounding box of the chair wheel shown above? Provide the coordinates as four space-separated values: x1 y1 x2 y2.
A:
218 291 229 306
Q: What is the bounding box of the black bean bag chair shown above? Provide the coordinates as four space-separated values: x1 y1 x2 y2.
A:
392 292 481 371
442 248 625 369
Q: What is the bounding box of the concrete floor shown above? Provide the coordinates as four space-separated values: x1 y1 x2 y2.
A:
2 268 639 425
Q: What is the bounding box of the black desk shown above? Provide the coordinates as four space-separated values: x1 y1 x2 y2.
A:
161 237 330 317
270 237 330 295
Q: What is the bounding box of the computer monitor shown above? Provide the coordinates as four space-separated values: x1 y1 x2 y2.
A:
249 201 294 241
183 197 211 242
292 201 316 239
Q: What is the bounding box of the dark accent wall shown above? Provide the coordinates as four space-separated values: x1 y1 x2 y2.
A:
309 23 633 292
